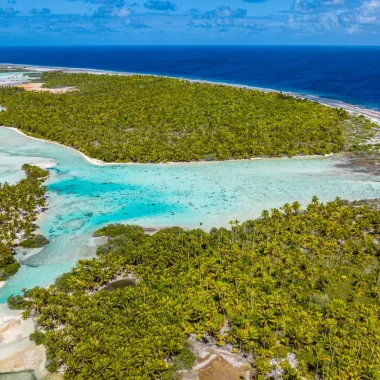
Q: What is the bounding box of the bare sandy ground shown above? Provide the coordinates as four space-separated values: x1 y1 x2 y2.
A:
0 344 46 377
34 162 57 169
16 83 77 94
0 305 47 378
181 355 250 380
181 336 253 380
0 307 34 348
0 319 23 343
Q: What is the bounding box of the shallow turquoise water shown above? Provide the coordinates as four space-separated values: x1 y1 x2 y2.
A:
1 126 380 302
0 71 37 86
0 372 36 380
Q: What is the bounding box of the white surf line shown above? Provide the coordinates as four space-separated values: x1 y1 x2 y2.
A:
1 63 379 164
3 62 380 121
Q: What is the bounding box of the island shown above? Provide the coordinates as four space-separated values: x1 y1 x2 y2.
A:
8 197 380 379
0 71 378 164
0 69 379 379
0 164 49 283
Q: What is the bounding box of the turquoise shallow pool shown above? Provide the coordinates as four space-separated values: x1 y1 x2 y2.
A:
1 126 380 302
0 71 37 86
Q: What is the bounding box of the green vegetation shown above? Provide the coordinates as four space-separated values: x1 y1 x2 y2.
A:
161 344 196 380
0 165 49 281
24 72 42 78
0 243 20 281
343 114 380 155
7 293 27 310
0 72 376 163
21 163 49 180
19 234 49 248
12 198 380 378
0 67 27 73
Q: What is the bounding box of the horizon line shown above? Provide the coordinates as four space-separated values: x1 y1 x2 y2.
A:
1 44 380 48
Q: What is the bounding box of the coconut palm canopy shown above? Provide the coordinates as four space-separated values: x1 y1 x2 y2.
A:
10 198 380 379
0 164 48 280
0 72 376 163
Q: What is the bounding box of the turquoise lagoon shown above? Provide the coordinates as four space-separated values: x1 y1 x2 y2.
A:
1 126 380 302
0 71 38 86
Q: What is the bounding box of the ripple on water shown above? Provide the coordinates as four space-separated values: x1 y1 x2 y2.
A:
0 126 380 302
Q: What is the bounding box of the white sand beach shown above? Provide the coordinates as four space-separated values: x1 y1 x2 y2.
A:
0 304 47 378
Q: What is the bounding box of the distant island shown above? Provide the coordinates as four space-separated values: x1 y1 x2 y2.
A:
0 66 29 72
0 71 377 163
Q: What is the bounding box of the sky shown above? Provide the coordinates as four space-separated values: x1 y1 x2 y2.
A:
0 0 379 45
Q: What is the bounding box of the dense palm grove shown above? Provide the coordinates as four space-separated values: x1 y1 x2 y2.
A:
0 72 375 162
10 198 380 379
0 164 49 280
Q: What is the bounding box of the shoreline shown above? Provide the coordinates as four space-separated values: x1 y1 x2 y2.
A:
1 63 380 378
2 62 380 123
3 126 338 167
0 63 378 168
0 304 47 377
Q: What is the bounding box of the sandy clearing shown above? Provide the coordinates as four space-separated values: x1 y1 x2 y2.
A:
16 83 77 94
0 320 23 343
0 344 47 378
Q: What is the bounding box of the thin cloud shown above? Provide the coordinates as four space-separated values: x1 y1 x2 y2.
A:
68 0 127 4
192 6 248 19
93 5 131 18
29 8 51 15
144 0 176 11
0 7 20 18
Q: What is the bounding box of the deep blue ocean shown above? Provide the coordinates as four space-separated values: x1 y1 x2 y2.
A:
0 45 380 110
